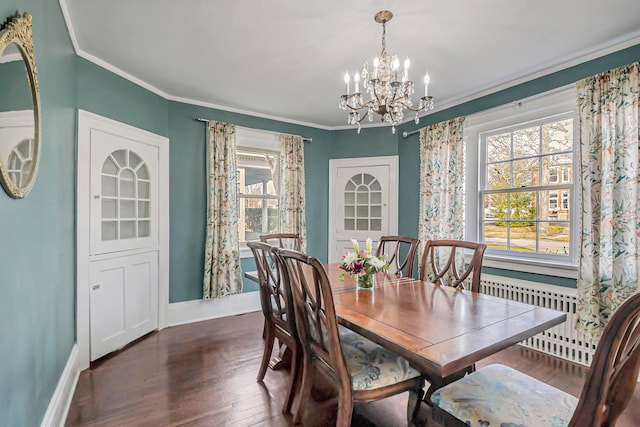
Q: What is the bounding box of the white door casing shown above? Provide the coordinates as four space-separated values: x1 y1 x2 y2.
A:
77 110 169 369
328 156 398 262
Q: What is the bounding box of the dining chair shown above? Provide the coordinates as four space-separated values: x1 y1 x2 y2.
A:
259 233 302 250
375 235 420 277
276 248 425 427
247 241 300 416
419 239 487 292
430 291 640 427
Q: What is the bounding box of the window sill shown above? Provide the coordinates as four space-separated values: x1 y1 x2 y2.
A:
240 246 252 259
480 255 578 279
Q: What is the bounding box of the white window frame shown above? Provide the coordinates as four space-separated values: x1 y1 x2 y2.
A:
235 127 281 258
464 86 579 278
549 166 559 183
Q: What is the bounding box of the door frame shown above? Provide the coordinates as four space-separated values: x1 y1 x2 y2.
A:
328 155 398 261
76 110 170 370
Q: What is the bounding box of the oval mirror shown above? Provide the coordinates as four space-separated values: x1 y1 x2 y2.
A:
0 13 40 199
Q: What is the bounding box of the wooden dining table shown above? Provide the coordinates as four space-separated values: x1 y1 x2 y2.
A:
245 263 567 395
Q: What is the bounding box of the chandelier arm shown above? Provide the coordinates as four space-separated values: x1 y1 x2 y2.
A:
342 99 376 112
394 97 434 112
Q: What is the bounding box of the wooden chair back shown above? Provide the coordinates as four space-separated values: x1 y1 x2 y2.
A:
419 240 486 292
569 291 640 426
259 233 302 251
375 235 420 277
247 241 297 342
247 241 300 415
276 249 349 388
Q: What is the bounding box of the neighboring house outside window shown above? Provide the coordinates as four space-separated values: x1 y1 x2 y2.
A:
235 128 281 257
465 88 578 277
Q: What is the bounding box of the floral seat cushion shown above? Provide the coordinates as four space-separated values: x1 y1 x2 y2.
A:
430 364 578 427
338 326 421 390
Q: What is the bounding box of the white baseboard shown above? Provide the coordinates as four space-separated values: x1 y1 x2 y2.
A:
167 291 261 327
41 344 79 427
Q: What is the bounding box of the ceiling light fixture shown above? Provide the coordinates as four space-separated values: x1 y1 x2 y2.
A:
339 10 434 134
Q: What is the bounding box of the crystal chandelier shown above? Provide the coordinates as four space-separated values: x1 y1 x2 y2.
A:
339 10 434 134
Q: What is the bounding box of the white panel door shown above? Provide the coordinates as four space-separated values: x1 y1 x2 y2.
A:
89 252 158 360
328 156 398 262
79 112 164 363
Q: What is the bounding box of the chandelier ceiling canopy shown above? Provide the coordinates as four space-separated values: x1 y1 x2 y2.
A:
339 10 434 133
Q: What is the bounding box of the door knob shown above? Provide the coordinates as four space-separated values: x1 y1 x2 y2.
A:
92 284 101 290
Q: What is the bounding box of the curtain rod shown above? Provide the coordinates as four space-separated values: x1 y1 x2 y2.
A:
401 84 574 139
196 118 312 143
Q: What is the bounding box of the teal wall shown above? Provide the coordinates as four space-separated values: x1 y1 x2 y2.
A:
167 101 332 302
76 58 169 137
0 4 77 427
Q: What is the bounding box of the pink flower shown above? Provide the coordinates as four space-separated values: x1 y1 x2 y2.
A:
350 260 366 275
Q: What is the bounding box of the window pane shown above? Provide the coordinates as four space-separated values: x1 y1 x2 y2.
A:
542 118 573 154
512 126 539 158
487 133 510 162
509 222 536 252
102 199 117 219
512 158 538 188
539 222 570 255
102 176 117 197
356 219 368 230
357 206 368 217
344 192 355 204
487 162 510 190
363 174 375 185
138 220 150 238
484 221 507 249
510 191 535 224
371 219 381 231
370 191 381 204
239 166 276 196
120 220 136 239
370 206 381 217
138 181 150 199
102 221 117 241
344 219 355 230
344 205 355 218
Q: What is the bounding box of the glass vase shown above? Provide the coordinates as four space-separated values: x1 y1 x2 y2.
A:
357 273 374 290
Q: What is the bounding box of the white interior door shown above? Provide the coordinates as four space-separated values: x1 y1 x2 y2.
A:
328 156 398 262
77 111 167 364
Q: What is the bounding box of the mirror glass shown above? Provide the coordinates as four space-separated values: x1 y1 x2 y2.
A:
0 13 40 199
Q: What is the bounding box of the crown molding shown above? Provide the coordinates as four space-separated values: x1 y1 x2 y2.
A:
58 0 640 132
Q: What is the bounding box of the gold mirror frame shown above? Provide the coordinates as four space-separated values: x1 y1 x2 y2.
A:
0 12 40 198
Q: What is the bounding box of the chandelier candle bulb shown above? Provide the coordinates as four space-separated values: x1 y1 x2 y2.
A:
344 72 350 94
424 73 430 97
354 72 360 93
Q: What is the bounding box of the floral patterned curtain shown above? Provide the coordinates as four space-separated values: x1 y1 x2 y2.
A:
203 121 242 298
576 62 640 339
417 117 465 280
279 134 307 252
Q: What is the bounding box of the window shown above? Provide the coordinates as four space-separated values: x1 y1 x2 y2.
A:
465 88 577 275
100 149 151 241
343 173 382 232
480 113 574 258
235 128 281 253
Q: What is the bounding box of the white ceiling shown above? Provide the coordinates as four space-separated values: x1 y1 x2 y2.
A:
61 0 640 130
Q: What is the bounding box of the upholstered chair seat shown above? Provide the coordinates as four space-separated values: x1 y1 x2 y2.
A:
339 326 421 391
431 364 577 427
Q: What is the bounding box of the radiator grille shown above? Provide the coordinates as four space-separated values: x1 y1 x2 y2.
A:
480 274 597 366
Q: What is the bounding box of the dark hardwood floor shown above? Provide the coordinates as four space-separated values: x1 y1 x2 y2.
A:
66 311 640 426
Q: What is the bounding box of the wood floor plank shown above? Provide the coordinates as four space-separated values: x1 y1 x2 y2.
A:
66 311 640 426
